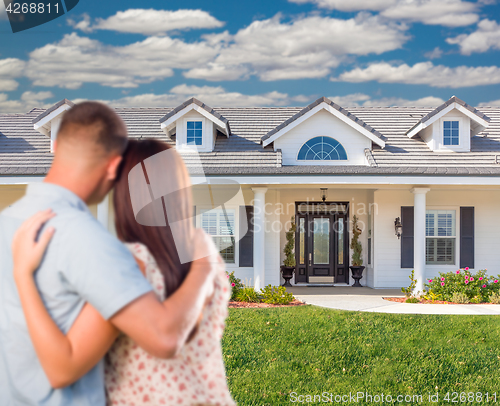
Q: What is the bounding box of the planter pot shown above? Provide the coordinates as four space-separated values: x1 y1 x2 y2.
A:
349 266 365 287
280 266 295 287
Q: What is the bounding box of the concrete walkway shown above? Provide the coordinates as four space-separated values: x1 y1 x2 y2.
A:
287 286 500 315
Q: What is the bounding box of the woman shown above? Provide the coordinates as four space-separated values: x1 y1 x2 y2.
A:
12 139 235 406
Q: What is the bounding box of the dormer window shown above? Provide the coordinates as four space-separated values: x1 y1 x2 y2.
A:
298 136 348 161
187 121 203 146
443 121 459 146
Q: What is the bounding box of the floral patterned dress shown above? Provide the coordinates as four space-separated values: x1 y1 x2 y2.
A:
104 242 235 406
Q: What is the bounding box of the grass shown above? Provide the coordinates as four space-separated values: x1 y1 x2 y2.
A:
222 305 500 405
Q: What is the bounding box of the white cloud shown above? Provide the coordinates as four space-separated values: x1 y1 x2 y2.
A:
0 58 26 91
290 0 479 27
185 14 408 81
289 0 397 11
447 19 500 54
424 47 443 59
380 0 479 27
25 33 220 89
478 99 500 107
68 9 224 36
328 93 444 106
335 62 500 88
0 91 54 113
90 84 308 108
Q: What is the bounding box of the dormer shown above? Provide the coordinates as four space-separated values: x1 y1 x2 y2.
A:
32 99 74 153
261 97 386 166
406 96 491 153
159 98 230 153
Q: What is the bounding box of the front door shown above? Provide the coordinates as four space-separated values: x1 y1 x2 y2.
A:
295 203 349 284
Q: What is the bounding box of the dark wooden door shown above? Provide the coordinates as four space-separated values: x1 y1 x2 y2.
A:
294 207 349 284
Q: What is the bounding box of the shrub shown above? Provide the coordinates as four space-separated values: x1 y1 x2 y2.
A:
227 271 244 301
490 292 500 304
350 215 363 266
424 269 500 303
283 218 296 267
235 286 261 303
405 297 420 303
423 290 441 303
401 270 417 297
451 292 470 304
261 285 295 305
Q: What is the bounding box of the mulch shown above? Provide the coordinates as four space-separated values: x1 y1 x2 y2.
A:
383 297 495 305
228 299 306 308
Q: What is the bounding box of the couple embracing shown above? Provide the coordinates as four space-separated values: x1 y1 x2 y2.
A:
0 102 235 406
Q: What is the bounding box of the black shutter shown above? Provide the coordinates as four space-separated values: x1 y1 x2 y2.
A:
239 206 254 267
401 206 414 268
460 207 474 269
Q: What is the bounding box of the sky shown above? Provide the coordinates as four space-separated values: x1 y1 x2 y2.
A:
0 0 500 112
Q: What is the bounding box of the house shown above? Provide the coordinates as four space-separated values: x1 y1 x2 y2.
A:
1 96 500 292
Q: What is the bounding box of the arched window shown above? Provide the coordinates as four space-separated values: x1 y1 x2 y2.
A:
297 136 348 161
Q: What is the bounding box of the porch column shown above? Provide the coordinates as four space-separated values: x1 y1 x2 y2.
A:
411 187 430 294
252 187 267 291
97 194 110 230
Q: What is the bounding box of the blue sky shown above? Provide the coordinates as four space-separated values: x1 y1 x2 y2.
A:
0 0 500 112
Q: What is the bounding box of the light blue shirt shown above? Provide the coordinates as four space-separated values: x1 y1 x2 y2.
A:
0 183 153 406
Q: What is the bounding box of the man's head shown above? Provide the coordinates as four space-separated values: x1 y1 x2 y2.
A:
47 102 129 205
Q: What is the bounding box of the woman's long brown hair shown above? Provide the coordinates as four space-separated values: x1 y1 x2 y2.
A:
113 139 193 295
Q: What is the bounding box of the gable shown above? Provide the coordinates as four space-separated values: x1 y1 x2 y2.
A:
274 109 372 166
262 98 386 148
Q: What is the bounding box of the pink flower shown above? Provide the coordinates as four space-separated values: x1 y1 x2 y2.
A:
465 275 469 279
441 277 445 281
428 279 433 283
482 285 487 288
465 267 469 271
441 282 445 286
479 277 483 281
470 277 474 281
231 283 235 287
227 274 230 279
456 270 461 274
465 280 469 284
495 280 498 284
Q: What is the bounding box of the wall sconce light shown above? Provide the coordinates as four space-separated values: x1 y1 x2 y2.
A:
394 217 403 239
320 188 328 202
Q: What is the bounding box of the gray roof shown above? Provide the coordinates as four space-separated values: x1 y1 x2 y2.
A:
158 97 231 135
32 99 74 125
406 96 491 135
261 97 387 144
1 102 500 177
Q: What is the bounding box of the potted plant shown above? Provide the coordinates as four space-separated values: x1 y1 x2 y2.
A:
349 215 365 287
281 217 296 286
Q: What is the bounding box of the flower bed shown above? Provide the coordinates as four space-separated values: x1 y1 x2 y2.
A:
401 268 500 304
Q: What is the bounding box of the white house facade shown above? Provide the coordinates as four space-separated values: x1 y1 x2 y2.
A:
1 96 500 292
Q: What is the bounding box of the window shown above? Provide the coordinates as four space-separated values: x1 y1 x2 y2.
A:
187 121 203 145
426 210 456 265
443 121 459 146
297 136 347 161
201 209 235 263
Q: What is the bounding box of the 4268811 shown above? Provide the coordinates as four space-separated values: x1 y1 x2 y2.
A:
5 3 60 14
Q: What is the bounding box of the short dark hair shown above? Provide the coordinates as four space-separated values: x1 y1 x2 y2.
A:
58 101 129 155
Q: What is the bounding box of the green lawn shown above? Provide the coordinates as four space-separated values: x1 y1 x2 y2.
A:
222 305 500 405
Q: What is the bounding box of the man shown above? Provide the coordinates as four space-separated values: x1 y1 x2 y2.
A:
0 102 218 405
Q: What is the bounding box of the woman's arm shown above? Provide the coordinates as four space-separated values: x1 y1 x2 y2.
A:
13 210 119 388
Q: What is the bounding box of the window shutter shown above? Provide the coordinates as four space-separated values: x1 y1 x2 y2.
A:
460 207 474 269
401 206 414 268
239 206 253 267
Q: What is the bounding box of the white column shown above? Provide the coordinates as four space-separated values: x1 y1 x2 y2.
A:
50 117 62 153
252 187 267 291
97 194 110 230
411 188 430 294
